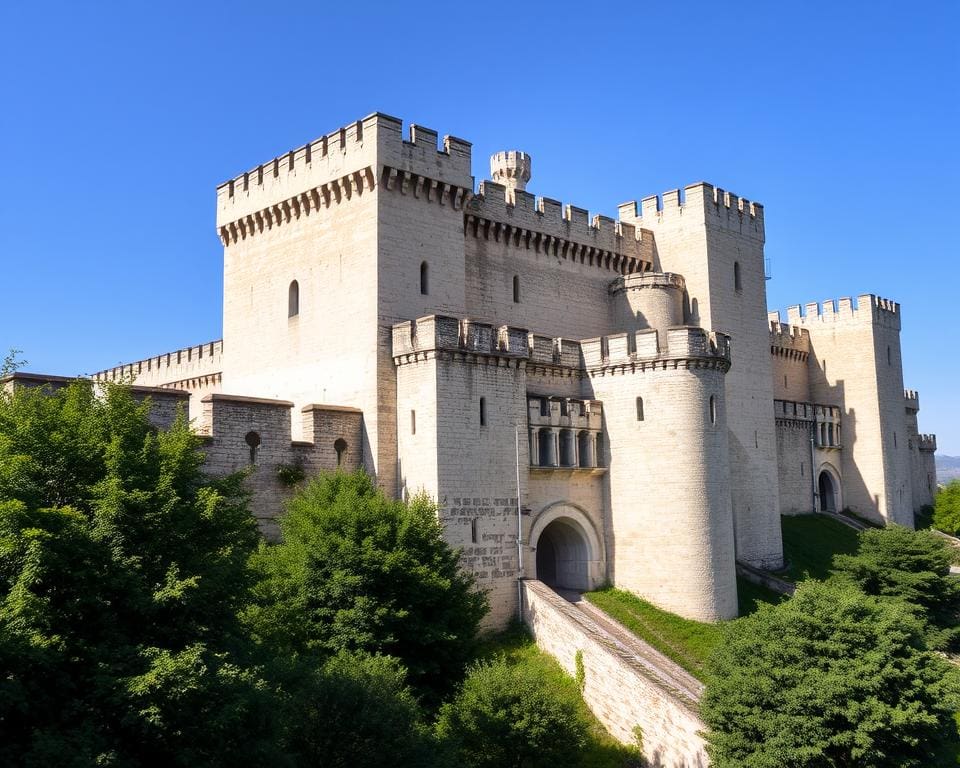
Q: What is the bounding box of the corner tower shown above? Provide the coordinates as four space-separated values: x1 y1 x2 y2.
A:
619 186 783 569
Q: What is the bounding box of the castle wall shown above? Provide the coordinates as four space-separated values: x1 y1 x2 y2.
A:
776 414 813 515
905 392 937 510
584 328 738 621
463 181 653 341
522 580 709 768
620 186 783 569
786 295 913 525
94 340 223 421
393 316 530 629
199 394 362 538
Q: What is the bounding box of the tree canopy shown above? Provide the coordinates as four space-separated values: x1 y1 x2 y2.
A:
934 480 960 536
244 469 488 702
832 524 960 650
701 580 960 768
0 379 274 766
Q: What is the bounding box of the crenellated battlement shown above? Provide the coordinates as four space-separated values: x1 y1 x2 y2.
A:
580 326 732 371
904 389 920 411
778 294 901 331
215 113 474 244
617 182 764 242
610 271 685 295
768 320 811 361
466 180 655 275
392 315 530 362
94 340 223 389
917 434 937 452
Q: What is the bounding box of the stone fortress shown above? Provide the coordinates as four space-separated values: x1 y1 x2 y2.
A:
76 112 937 628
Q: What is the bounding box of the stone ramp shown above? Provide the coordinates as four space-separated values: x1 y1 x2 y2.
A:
554 588 704 707
522 580 709 766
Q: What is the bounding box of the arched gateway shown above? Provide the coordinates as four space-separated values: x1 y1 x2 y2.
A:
529 503 604 592
818 466 840 512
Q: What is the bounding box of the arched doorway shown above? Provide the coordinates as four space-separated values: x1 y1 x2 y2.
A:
529 503 604 592
818 470 837 512
535 518 590 591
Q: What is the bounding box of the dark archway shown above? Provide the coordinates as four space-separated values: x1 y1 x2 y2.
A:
819 470 836 512
534 518 590 591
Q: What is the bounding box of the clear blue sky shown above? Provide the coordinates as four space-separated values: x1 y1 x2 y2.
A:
1 2 957 452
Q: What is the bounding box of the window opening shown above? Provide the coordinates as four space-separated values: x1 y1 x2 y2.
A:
245 431 261 464
288 280 300 317
420 261 429 295
334 438 347 466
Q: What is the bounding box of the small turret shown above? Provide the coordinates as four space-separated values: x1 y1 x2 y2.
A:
490 150 531 192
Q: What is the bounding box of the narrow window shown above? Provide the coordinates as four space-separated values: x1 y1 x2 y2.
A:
334 438 347 467
513 275 521 303
801 461 805 477
887 345 891 365
755 430 759 449
479 397 487 426
822 359 827 376
894 432 897 449
734 261 742 292
709 395 717 425
288 280 300 318
245 431 261 465
420 261 429 295
470 518 478 544
636 396 644 421
783 374 788 389
411 410 416 435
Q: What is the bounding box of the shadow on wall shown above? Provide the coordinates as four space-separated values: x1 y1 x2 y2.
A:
805 352 876 523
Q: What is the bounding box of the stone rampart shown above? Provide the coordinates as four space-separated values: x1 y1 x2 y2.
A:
522 580 708 767
774 294 901 331
466 181 654 275
904 389 920 412
617 182 764 242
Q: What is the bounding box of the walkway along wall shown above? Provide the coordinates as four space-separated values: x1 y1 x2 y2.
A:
521 580 708 767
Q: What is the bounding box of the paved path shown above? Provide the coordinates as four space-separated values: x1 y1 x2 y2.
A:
553 588 704 706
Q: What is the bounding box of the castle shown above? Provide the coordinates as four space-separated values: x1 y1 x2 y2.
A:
37 113 935 627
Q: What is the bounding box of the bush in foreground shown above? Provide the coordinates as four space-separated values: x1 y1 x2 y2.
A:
436 656 589 768
245 470 488 703
832 524 960 649
701 580 960 768
934 480 960 536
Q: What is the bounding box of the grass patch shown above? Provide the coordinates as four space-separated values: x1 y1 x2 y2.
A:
780 514 860 582
584 587 722 680
737 576 788 615
476 622 642 768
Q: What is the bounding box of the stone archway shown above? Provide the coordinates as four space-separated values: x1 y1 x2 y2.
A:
818 464 841 512
529 503 604 592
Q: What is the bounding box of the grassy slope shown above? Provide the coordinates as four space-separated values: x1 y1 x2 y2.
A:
476 624 643 768
780 514 860 581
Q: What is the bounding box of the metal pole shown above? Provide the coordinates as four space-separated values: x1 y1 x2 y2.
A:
515 424 524 622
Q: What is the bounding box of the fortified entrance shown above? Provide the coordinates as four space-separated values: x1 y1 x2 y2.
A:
818 470 838 512
530 505 603 592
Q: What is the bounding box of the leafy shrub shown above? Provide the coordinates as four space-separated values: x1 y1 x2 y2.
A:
436 656 589 768
934 480 960 536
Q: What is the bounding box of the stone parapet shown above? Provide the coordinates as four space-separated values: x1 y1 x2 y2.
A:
769 320 811 360
391 315 530 362
774 294 901 331
608 271 685 295
904 389 920 412
918 434 937 452
581 326 732 372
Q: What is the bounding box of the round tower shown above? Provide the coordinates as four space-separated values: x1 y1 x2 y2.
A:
490 150 532 192
611 272 686 337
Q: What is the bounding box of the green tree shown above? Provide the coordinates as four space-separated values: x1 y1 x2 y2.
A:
0 380 278 766
245 470 487 702
281 651 442 768
435 656 588 768
701 580 960 768
833 524 960 649
934 480 960 536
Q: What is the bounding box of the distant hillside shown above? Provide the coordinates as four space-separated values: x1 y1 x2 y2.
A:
937 455 960 484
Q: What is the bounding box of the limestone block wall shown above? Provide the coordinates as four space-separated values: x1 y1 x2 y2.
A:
94 340 223 421
769 321 811 402
583 327 738 621
393 315 530 628
619 185 783 569
199 393 362 538
522 580 708 768
463 179 653 341
776 414 814 515
783 295 913 524
611 272 685 338
905 392 937 509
